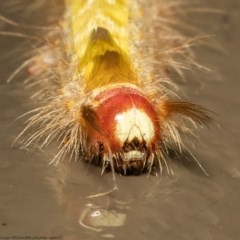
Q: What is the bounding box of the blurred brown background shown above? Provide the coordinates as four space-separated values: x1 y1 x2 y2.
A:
0 0 240 239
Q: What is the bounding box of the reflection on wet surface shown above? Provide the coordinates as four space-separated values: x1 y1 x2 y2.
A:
1 0 240 239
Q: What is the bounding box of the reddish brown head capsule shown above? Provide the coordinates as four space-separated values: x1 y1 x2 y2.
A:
82 85 161 175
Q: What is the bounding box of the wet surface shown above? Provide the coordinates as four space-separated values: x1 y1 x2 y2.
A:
0 0 240 239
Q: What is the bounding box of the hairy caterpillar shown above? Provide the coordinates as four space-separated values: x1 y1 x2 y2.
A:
5 0 212 176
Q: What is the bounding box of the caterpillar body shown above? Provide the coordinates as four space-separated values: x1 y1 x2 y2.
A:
11 0 212 176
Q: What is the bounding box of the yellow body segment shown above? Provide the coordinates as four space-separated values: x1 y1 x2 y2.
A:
64 0 139 90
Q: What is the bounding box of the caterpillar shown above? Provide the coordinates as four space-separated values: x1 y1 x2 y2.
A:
5 0 212 176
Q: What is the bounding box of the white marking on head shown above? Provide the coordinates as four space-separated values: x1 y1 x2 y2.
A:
115 108 155 144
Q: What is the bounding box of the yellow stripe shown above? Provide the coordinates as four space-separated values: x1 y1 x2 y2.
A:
64 0 139 90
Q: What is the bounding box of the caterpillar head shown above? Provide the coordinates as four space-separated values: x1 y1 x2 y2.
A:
81 85 211 175
81 86 161 175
